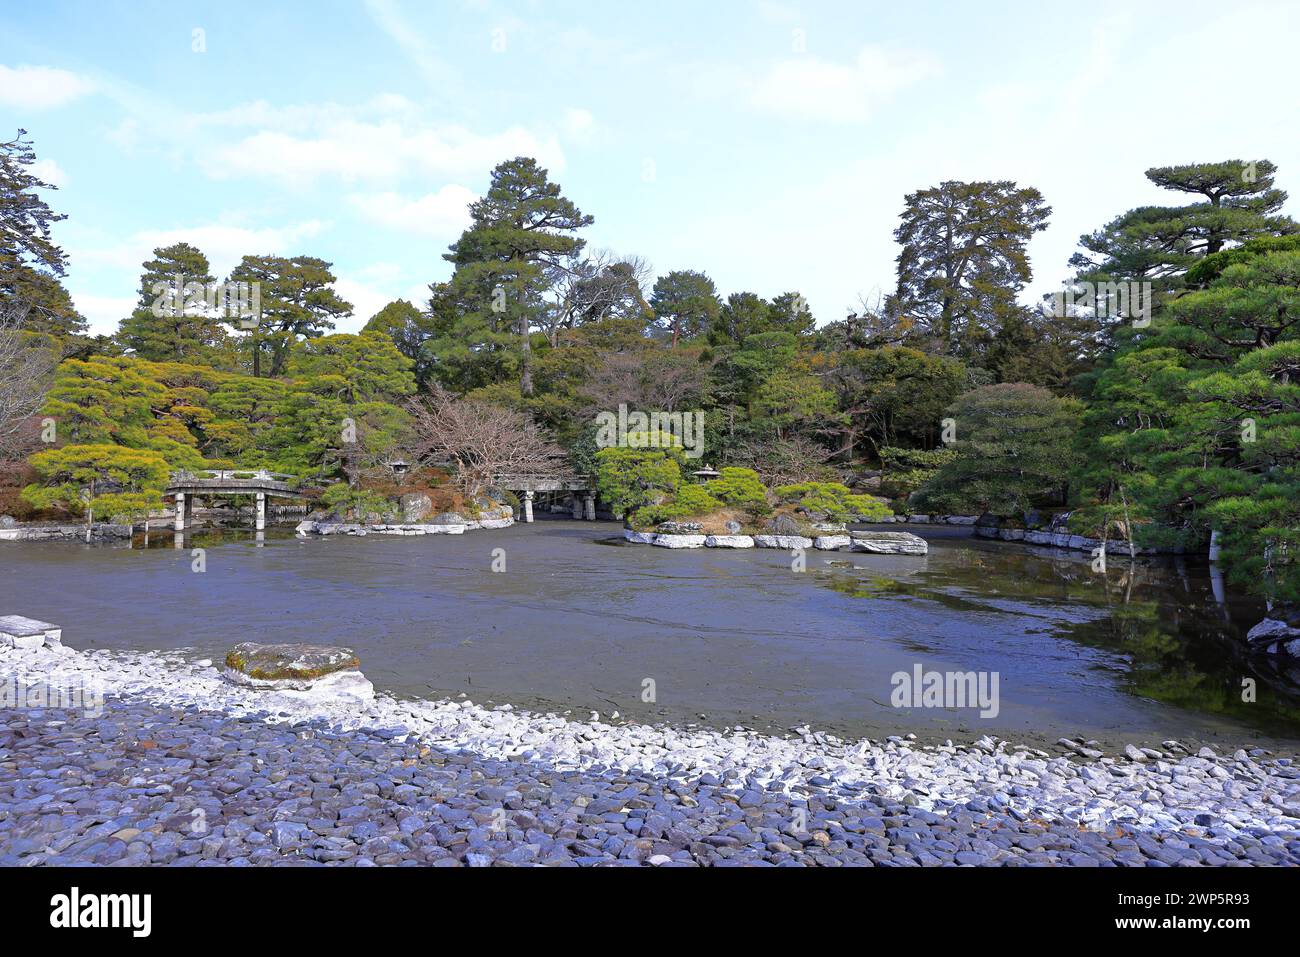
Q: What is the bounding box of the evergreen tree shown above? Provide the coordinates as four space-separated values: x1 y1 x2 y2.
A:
648 270 720 346
117 243 228 361
1067 160 1296 302
916 383 1082 516
363 299 438 388
439 157 592 396
228 255 352 377
890 180 1051 363
0 129 84 336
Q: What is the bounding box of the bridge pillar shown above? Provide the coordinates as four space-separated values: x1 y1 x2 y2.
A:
571 496 582 519
174 492 186 532
256 491 266 532
522 490 535 523
583 493 596 521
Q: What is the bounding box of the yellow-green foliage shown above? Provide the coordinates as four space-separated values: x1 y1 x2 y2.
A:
23 443 170 517
594 444 682 517
632 482 721 526
774 481 891 522
704 467 769 515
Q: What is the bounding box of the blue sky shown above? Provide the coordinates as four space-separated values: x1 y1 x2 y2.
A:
2 0 1298 336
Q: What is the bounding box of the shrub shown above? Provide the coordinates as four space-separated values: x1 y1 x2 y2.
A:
23 443 170 519
595 445 682 517
320 482 394 520
914 384 1082 517
705 467 770 515
631 483 721 527
878 446 957 500
773 481 892 523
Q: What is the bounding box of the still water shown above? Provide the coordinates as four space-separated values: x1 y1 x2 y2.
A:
1 519 1297 749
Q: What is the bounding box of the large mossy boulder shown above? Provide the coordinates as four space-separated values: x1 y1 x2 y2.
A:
224 642 373 706
225 642 360 684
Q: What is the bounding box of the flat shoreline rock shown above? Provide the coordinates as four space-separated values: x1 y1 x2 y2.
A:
705 534 754 548
297 521 472 536
850 531 929 555
651 533 706 549
753 534 814 549
0 616 62 650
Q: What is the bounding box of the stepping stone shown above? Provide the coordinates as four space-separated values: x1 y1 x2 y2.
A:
0 616 62 650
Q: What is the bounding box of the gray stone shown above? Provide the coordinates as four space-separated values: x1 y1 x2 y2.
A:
753 535 814 550
0 616 62 650
651 534 707 549
849 531 928 555
704 535 754 548
400 493 433 523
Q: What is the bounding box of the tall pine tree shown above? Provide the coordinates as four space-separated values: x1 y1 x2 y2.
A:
117 243 228 361
437 158 592 396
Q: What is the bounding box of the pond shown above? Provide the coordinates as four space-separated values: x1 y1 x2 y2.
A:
2 518 1297 750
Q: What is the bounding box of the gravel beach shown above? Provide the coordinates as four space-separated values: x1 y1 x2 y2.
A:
1 645 1297 866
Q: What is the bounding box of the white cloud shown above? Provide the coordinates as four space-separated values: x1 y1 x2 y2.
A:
741 46 942 123
564 107 596 142
333 277 396 330
0 64 95 109
350 185 476 237
330 275 431 332
69 292 134 337
30 158 67 187
72 220 330 278
202 121 565 185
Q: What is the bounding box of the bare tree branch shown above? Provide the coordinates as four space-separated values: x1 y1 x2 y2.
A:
405 386 568 500
0 300 55 463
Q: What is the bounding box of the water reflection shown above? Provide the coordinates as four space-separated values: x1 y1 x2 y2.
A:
817 539 1300 735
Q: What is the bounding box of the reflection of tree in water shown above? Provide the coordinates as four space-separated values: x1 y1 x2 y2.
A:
816 544 1300 735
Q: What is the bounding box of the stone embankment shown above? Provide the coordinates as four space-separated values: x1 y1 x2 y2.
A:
0 520 132 543
626 527 929 555
296 505 513 537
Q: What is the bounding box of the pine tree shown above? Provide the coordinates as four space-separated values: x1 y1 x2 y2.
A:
117 243 228 361
0 129 84 336
439 158 592 396
228 255 352 377
648 270 720 346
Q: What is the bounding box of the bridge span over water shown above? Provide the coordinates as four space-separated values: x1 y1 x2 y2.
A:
491 473 598 522
165 469 308 532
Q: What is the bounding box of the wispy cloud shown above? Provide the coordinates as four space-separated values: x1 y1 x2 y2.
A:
350 185 477 237
72 219 330 276
363 0 460 92
0 64 95 109
740 46 942 124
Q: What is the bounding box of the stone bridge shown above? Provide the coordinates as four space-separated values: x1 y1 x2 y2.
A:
166 469 310 532
492 473 597 523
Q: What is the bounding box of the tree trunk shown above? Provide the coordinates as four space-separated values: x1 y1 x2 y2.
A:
520 316 534 396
